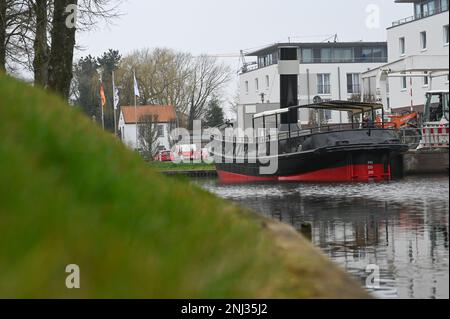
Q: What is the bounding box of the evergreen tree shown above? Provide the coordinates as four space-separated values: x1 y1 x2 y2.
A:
73 49 121 131
97 49 122 132
74 55 99 119
204 97 225 128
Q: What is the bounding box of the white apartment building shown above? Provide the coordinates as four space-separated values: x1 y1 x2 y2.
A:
362 0 449 113
238 42 388 129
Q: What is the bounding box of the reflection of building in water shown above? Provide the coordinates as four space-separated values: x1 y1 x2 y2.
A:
234 194 449 299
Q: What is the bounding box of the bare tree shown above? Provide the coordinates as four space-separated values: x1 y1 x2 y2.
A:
0 0 34 72
186 55 232 130
116 50 231 130
117 48 191 112
138 114 160 160
46 0 77 98
32 0 49 86
228 90 240 120
0 0 6 70
1 0 123 96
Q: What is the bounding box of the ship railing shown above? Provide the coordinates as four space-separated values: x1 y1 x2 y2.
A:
212 124 402 160
277 123 363 141
215 123 393 144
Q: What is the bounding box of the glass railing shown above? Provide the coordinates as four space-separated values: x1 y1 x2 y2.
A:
392 4 449 27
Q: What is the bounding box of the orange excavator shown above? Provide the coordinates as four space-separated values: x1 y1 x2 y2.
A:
376 111 418 129
384 112 418 129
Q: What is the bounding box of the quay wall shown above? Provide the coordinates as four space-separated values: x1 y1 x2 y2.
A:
404 150 449 175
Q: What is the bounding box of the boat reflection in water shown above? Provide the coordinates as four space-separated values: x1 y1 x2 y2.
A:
198 176 449 299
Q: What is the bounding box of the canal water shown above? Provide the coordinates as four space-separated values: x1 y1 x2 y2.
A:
196 176 449 299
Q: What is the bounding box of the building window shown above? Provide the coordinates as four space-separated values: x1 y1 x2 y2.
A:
422 2 429 16
317 74 331 95
428 0 436 14
265 75 270 88
334 48 354 63
302 48 313 63
245 81 249 93
424 72 429 86
321 48 332 63
399 37 406 55
255 78 259 91
444 25 449 45
401 76 408 90
157 125 164 137
347 73 361 94
420 31 427 50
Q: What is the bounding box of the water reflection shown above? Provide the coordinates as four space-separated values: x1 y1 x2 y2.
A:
197 176 449 299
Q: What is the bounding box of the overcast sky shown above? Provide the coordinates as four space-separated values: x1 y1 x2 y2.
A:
76 0 413 108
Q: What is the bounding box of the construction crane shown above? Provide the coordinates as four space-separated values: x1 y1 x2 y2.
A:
203 51 257 74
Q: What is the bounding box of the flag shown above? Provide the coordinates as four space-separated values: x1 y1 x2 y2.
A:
133 72 140 98
113 80 120 110
113 86 120 110
100 84 106 108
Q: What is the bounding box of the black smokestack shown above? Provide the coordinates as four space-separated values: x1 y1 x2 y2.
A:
279 47 299 124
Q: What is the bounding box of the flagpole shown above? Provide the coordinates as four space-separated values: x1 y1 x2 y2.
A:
134 70 138 151
135 94 138 150
101 105 105 130
112 71 117 136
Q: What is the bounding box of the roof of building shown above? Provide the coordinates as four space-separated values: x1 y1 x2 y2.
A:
121 105 177 124
245 42 388 57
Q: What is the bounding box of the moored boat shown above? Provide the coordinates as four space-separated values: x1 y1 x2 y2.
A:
212 101 409 183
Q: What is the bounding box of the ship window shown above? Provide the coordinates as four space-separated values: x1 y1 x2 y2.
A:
255 78 259 91
265 75 270 88
245 81 249 93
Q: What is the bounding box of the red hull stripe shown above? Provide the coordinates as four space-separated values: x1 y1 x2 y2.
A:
217 164 390 183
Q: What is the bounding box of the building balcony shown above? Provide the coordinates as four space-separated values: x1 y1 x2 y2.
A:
391 1 449 28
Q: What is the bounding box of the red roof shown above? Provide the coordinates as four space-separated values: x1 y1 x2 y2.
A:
121 105 177 124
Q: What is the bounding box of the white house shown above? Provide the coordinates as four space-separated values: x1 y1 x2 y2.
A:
118 105 177 151
238 42 389 129
362 0 449 113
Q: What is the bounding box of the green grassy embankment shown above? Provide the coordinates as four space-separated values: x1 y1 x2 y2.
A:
0 74 368 298
149 161 215 172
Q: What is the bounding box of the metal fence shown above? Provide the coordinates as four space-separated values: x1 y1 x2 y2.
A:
397 128 422 149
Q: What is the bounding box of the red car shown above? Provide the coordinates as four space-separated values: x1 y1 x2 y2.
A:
154 150 172 162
